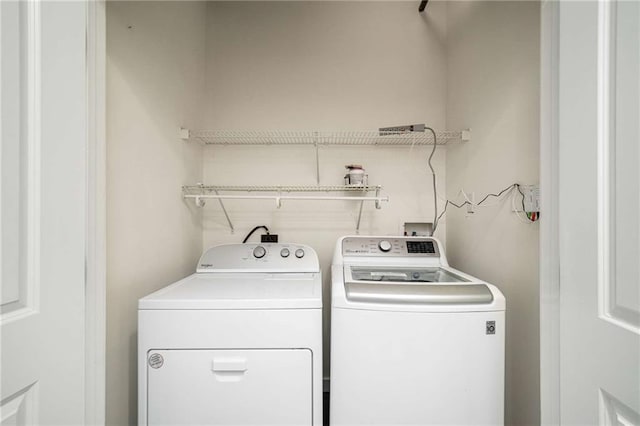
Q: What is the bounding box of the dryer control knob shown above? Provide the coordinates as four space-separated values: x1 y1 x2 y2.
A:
378 240 392 252
253 246 266 258
295 249 305 258
280 248 290 258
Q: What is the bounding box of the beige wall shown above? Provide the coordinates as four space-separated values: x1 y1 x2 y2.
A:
106 2 206 424
445 2 540 425
106 1 541 424
202 0 449 379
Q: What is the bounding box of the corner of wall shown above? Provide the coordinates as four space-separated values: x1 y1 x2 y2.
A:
443 2 541 425
106 2 208 424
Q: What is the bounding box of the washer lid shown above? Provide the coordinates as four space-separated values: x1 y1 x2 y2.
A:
348 266 468 283
333 264 505 312
344 266 492 305
345 282 493 305
139 272 322 310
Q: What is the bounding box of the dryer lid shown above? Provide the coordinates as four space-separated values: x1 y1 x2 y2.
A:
138 272 322 310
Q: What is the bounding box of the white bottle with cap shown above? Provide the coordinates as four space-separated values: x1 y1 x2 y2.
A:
344 164 366 186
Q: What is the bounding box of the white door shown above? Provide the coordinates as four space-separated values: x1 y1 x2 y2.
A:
1 1 88 424
555 0 640 423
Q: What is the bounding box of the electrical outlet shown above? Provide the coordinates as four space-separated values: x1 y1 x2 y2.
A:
261 234 278 243
521 185 540 213
379 124 425 135
402 222 433 237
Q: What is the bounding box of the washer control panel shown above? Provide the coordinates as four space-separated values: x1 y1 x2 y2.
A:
342 237 440 257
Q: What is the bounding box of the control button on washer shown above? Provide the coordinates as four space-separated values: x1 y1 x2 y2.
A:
253 246 266 258
378 240 392 252
280 248 290 258
295 249 305 258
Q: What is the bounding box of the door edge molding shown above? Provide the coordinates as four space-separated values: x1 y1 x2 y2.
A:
539 0 561 424
85 1 107 425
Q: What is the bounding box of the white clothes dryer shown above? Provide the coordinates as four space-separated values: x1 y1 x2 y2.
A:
330 236 505 426
138 243 323 426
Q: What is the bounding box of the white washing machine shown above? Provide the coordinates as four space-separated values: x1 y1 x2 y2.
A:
138 243 323 426
330 236 505 426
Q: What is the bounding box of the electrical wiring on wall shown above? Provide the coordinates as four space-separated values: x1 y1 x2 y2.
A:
426 127 440 233
431 183 538 234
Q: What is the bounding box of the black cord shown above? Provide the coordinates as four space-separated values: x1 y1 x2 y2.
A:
436 183 525 224
516 184 526 212
242 225 270 243
476 183 520 205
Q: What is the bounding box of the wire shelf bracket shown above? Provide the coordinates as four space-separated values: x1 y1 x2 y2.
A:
183 184 388 233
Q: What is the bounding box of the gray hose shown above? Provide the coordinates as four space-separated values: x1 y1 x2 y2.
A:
425 127 439 235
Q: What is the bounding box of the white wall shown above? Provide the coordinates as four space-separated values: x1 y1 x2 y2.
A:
445 2 540 425
106 2 206 424
202 1 449 379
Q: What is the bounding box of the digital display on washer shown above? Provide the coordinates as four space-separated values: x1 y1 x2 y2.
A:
406 241 435 254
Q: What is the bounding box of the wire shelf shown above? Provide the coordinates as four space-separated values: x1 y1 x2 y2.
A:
182 184 382 195
182 184 388 233
183 129 469 146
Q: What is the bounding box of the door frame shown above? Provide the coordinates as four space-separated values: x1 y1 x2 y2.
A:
85 0 107 425
81 1 563 424
540 0 561 424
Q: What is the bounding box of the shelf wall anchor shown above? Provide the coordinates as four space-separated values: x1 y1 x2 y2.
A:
179 127 190 140
194 196 206 208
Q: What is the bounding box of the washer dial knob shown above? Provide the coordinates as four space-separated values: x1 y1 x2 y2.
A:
253 246 266 258
280 248 290 258
295 249 305 258
378 240 392 252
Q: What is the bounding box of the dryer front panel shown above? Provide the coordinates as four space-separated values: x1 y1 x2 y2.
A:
146 349 313 425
